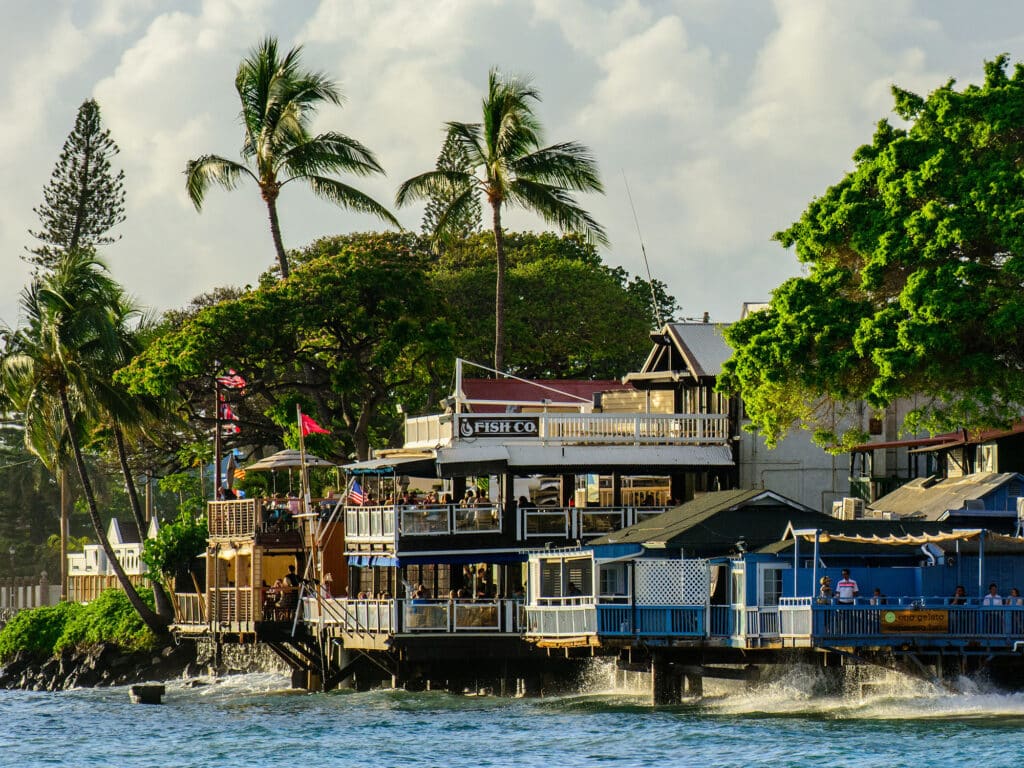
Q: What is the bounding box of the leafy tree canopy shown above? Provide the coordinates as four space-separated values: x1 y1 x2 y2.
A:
118 233 453 460
719 56 1024 448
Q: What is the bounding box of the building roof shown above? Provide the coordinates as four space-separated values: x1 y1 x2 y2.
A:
665 323 733 378
590 489 832 556
459 378 632 412
868 472 1024 520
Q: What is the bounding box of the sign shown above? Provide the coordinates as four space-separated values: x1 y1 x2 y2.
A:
457 415 540 439
879 609 948 633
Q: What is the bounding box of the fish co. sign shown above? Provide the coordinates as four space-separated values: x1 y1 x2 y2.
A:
458 416 540 438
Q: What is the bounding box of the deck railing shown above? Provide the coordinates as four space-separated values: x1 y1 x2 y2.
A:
207 587 254 627
208 499 258 539
345 504 502 542
522 506 668 540
405 412 730 448
525 603 596 637
596 605 705 637
779 596 1024 646
303 598 520 634
174 592 206 625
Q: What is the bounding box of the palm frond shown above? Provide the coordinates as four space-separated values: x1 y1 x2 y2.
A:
508 178 609 246
185 155 255 209
395 169 477 207
280 132 386 178
509 141 604 193
302 176 400 227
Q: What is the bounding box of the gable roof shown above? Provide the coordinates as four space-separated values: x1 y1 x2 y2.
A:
591 489 832 556
628 322 733 385
868 472 1024 520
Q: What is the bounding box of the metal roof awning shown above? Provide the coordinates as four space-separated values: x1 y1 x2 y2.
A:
343 454 438 476
504 444 733 472
434 443 732 475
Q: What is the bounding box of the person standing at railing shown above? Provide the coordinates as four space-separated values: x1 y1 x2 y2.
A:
817 576 832 603
1007 587 1023 606
950 585 967 605
836 570 859 605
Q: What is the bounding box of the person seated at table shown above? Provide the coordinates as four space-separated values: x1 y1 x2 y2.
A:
263 579 283 616
983 583 1003 606
460 489 476 507
817 576 832 603
950 585 967 605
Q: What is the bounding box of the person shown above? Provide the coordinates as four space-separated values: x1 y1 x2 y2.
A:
1008 587 1023 606
263 579 281 617
284 564 301 589
950 585 967 606
835 569 859 605
870 588 886 606
217 486 236 500
518 495 532 509
567 582 582 596
983 582 1003 606
817 576 833 603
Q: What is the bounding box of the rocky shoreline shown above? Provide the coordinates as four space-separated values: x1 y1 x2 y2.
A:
0 638 290 692
0 641 198 691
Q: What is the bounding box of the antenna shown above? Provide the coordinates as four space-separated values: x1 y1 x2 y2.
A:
623 171 664 328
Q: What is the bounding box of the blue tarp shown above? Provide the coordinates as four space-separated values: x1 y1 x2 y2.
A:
349 555 400 567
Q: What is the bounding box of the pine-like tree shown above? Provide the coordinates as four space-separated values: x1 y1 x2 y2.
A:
420 132 481 242
27 99 126 270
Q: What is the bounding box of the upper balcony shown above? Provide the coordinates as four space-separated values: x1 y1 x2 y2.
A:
404 412 730 451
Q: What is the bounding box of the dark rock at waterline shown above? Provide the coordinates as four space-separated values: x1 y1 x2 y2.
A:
0 640 198 691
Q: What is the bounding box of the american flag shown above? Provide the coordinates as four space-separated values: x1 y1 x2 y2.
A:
217 370 247 389
349 480 365 506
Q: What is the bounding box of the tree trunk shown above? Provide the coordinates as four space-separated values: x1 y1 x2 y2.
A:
59 387 168 634
491 202 505 376
114 425 175 623
262 184 290 279
59 470 70 602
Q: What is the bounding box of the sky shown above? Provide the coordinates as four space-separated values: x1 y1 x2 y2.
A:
3 0 1024 329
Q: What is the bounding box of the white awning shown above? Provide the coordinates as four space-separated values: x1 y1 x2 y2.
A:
435 443 732 473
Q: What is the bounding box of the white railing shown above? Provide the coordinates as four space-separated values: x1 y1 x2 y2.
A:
304 598 519 634
404 414 453 449
405 412 731 448
744 606 781 637
524 603 597 637
346 504 501 541
523 506 668 539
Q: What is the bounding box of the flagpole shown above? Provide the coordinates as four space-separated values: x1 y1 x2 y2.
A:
213 361 222 500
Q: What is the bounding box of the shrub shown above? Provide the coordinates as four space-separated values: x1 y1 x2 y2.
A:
55 589 159 654
0 602 84 662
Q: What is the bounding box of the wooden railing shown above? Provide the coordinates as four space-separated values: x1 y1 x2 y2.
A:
207 587 254 627
174 592 206 624
207 499 258 539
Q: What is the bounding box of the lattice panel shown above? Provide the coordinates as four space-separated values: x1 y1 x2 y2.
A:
635 559 709 606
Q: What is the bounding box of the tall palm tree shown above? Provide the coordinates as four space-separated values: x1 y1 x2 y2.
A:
1 250 167 633
397 68 607 373
186 37 398 278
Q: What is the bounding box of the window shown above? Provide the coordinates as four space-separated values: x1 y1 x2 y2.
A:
599 564 625 596
759 566 784 606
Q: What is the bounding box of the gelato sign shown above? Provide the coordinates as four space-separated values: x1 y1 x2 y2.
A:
879 610 948 633
458 415 540 439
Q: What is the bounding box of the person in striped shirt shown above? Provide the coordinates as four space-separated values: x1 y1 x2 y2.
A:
836 569 859 604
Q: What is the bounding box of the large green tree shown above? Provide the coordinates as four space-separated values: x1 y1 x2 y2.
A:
420 131 481 246
119 233 452 461
397 68 607 373
1 250 167 632
719 56 1024 449
186 37 398 279
28 99 126 271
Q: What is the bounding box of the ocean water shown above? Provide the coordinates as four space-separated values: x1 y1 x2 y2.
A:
3 663 1024 768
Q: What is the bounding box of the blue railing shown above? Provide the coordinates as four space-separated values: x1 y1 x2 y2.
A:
597 605 704 637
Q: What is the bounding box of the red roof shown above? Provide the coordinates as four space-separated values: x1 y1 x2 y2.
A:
460 378 633 412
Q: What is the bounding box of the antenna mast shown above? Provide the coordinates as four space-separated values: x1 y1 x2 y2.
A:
623 171 664 328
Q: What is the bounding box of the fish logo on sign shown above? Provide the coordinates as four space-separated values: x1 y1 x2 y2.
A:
457 416 540 438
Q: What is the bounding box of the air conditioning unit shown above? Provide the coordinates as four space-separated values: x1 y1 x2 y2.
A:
837 497 865 520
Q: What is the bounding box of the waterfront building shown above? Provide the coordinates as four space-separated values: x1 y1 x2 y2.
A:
67 518 155 603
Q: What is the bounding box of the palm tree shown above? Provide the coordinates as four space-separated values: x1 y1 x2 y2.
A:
1 250 167 633
397 68 607 373
186 37 398 279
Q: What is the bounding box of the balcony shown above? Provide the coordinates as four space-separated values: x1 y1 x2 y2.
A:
405 412 730 449
302 597 522 634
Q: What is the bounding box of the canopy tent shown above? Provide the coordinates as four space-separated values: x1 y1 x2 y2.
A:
342 453 438 477
788 527 1024 549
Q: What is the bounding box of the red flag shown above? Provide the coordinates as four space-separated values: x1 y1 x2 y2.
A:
301 413 329 436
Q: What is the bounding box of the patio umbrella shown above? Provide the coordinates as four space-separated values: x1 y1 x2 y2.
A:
245 449 336 471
